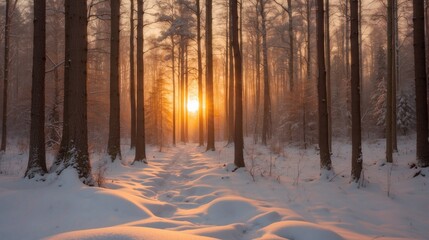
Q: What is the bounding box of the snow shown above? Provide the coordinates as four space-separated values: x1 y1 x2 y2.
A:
0 136 428 240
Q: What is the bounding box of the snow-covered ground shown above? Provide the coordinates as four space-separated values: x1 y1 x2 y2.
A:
0 136 428 240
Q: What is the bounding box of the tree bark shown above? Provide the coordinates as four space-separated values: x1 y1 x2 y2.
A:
185 44 189 142
350 0 363 182
108 0 121 161
1 0 12 152
54 0 91 183
325 0 332 153
134 0 147 163
231 0 244 168
392 0 398 152
413 0 429 167
317 0 332 171
287 0 294 92
225 0 229 141
386 0 393 163
171 36 176 146
26 0 47 178
304 0 311 149
130 0 136 149
254 0 261 143
197 0 204 146
228 7 235 145
180 38 185 143
260 0 271 145
206 0 215 151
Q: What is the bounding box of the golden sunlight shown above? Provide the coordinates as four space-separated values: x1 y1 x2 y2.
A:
187 99 199 113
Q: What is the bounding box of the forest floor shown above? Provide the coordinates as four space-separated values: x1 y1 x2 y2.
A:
0 137 428 240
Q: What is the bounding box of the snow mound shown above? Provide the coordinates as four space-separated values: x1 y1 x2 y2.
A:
260 221 345 240
44 226 218 240
202 196 261 225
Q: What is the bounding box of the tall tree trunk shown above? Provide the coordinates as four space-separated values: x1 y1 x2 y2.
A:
350 0 363 182
325 0 332 153
413 0 429 167
197 0 204 146
130 0 136 149
171 36 176 146
426 1 429 76
228 8 235 144
134 0 147 163
108 0 121 161
206 0 215 151
386 0 393 163
160 79 164 152
288 0 294 91
345 0 351 134
304 0 311 149
254 0 261 143
225 0 229 141
260 0 271 145
54 0 91 183
26 0 47 178
185 44 189 142
180 39 185 143
231 0 244 168
317 0 332 171
1 0 13 152
392 0 398 151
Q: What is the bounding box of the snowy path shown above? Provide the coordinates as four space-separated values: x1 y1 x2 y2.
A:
90 145 360 240
1 141 427 240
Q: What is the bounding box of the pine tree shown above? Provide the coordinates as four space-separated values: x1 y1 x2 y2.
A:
260 0 272 146
372 79 387 128
107 0 121 161
53 0 92 184
396 93 415 135
25 0 48 179
206 0 215 151
231 0 244 168
317 0 332 171
130 0 136 149
413 0 429 167
134 0 147 163
350 0 363 182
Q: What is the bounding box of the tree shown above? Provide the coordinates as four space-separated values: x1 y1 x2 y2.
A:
260 0 271 146
317 0 332 171
196 0 204 146
52 0 92 184
130 0 136 149
108 0 121 161
253 0 261 143
371 46 387 131
396 93 415 135
392 0 398 152
1 0 18 152
413 0 429 167
386 0 393 163
206 0 215 151
325 0 332 153
231 0 244 168
134 0 147 163
287 0 294 92
303 0 311 149
227 3 235 145
350 0 363 182
25 0 47 178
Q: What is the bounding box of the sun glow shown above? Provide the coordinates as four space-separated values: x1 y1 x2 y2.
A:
187 99 199 113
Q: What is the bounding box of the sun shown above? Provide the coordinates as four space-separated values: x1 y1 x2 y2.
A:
187 99 199 113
